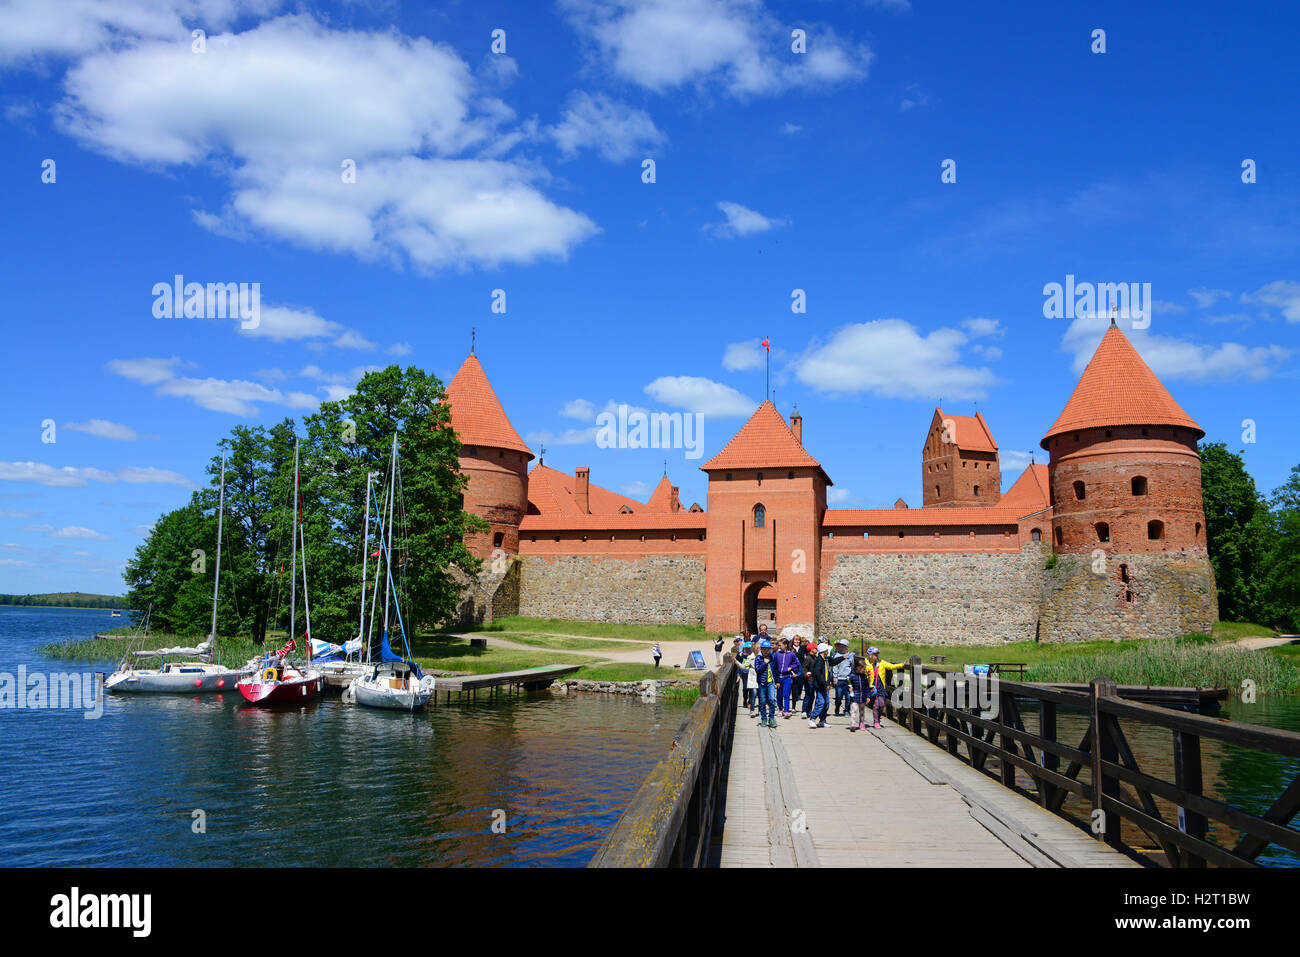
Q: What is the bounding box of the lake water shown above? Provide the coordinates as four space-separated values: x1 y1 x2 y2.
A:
0 606 689 867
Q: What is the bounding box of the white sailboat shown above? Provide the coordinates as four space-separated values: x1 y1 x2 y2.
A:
347 435 434 711
106 452 250 694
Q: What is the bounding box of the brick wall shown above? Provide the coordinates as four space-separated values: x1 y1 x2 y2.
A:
459 448 529 558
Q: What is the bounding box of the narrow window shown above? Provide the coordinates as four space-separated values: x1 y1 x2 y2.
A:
1054 527 1063 547
1131 476 1148 496
1119 563 1129 583
1073 480 1086 501
1125 590 1135 604
787 471 794 480
753 504 766 528
1031 528 1042 542
1095 522 1110 543
974 485 981 497
934 484 940 498
1195 522 1202 538
492 532 504 548
1148 520 1164 540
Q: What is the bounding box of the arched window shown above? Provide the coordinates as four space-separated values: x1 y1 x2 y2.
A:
1031 528 1042 542
1132 476 1148 496
492 532 504 548
753 504 766 528
1195 522 1202 539
1073 480 1086 501
1095 522 1110 543
934 484 940 498
1148 520 1164 541
974 485 981 497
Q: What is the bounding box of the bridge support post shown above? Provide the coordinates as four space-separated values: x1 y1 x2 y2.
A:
1089 676 1121 846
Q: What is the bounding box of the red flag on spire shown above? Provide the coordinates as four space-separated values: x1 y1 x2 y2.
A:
761 337 770 352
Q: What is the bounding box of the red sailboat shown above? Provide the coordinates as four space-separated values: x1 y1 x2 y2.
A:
238 440 323 705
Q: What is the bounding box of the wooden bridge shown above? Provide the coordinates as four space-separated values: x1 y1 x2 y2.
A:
592 657 1300 868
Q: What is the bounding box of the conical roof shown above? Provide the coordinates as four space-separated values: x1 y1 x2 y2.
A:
701 401 830 482
445 354 533 458
1040 325 1203 449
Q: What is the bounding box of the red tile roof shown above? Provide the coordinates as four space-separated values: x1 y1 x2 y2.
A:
700 401 830 481
1041 325 1203 447
936 409 997 453
520 512 707 532
527 463 649 517
647 475 676 512
823 507 1027 528
1000 464 1050 513
445 354 533 457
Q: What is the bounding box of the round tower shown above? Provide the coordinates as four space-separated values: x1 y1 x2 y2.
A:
1041 323 1207 556
445 353 532 559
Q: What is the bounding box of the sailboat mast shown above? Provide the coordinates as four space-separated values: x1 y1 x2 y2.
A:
299 495 312 664
382 434 397 637
288 440 298 650
209 451 227 663
358 471 373 661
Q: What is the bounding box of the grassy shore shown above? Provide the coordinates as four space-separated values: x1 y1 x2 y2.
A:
1023 639 1300 693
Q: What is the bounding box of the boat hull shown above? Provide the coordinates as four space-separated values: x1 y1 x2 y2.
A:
105 665 246 694
237 671 324 705
352 673 435 710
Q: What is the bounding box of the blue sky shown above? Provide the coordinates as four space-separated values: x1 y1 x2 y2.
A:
1 0 1297 594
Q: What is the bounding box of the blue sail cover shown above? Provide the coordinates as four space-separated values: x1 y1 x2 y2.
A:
379 629 422 678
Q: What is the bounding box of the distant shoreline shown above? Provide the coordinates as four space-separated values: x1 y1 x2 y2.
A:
0 593 128 610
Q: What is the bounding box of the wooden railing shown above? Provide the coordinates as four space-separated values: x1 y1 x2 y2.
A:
589 659 738 867
887 656 1300 867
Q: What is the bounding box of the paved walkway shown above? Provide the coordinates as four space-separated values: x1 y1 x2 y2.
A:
717 699 1141 868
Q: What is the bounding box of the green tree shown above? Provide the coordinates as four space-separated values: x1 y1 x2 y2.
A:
1200 442 1272 623
1262 464 1300 632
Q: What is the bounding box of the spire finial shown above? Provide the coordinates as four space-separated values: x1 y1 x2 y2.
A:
663 458 668 477
471 326 476 354
1109 302 1118 327
538 443 546 465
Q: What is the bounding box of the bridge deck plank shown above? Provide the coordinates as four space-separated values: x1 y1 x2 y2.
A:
717 702 1140 868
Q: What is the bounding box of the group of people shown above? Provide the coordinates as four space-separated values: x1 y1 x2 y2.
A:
729 626 905 731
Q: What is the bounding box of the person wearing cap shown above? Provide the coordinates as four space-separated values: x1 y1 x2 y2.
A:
772 638 800 719
752 639 777 727
829 639 854 717
805 642 831 728
802 640 820 719
714 635 725 666
864 646 906 729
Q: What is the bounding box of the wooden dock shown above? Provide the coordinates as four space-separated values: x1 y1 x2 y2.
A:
431 665 583 704
716 705 1141 868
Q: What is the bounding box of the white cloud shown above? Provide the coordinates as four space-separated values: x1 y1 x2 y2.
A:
705 201 787 238
52 14 598 271
0 509 41 518
237 304 372 349
643 376 756 417
621 480 652 497
899 84 928 111
108 356 322 416
0 0 283 64
560 399 597 421
722 338 766 371
63 419 158 441
1242 280 1300 322
793 319 997 401
1188 287 1231 308
1061 314 1290 383
780 122 801 134
387 341 413 357
549 91 666 162
24 524 112 542
1001 450 1036 474
960 317 1003 338
559 0 871 97
827 487 862 506
0 462 195 489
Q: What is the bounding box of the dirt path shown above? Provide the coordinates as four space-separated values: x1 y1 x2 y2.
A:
1230 634 1299 651
448 633 725 668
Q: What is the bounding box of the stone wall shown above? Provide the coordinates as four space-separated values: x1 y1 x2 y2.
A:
818 546 1050 644
1037 549 1217 643
450 559 520 628
519 554 705 625
817 544 1216 644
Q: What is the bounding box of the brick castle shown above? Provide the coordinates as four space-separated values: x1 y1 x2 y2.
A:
445 321 1218 644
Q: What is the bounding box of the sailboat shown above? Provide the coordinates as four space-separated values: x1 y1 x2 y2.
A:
105 453 250 693
348 435 434 711
237 440 324 705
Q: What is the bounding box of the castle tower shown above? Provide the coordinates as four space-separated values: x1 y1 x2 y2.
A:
445 354 533 559
701 401 830 635
922 409 1001 506
1041 322 1207 555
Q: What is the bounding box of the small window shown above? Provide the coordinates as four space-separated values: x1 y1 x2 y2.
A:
1031 528 1042 542
898 531 904 538
863 531 869 539
1073 480 1086 501
757 472 764 485
1095 522 1110 543
492 532 504 548
1054 527 1063 546
1132 476 1148 496
726 473 733 481
753 504 766 528
1148 520 1164 540
934 485 940 498
1119 563 1129 583
1195 522 1202 538
1124 590 1135 604
974 485 980 497
787 471 794 480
